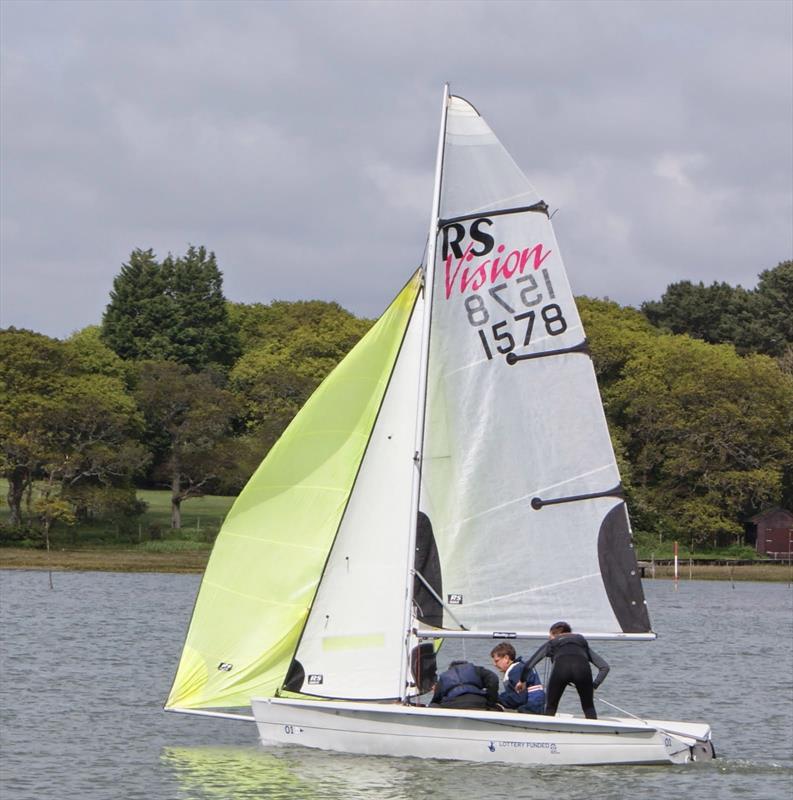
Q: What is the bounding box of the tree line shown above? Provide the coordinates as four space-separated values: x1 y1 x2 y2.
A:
1 249 791 551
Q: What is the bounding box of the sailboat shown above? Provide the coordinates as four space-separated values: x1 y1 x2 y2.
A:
165 87 715 766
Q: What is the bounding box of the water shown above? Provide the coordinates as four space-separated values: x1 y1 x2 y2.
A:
1 571 791 799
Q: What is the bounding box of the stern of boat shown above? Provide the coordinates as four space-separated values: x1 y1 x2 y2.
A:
640 717 715 762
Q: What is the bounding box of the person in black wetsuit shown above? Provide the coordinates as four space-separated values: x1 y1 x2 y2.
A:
524 621 609 719
428 659 500 710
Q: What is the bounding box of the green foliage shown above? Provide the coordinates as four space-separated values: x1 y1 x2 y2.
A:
0 328 150 532
134 361 241 527
641 261 793 357
5 258 791 550
605 333 793 545
101 246 240 371
750 261 793 356
228 299 373 455
66 326 131 383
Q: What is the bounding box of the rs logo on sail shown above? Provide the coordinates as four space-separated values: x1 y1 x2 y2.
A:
441 217 552 300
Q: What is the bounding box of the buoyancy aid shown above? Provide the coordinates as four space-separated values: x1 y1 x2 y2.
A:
501 658 546 713
436 662 486 701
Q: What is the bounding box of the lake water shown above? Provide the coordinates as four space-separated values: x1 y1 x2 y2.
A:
1 570 791 799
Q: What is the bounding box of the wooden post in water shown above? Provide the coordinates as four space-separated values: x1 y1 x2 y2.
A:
689 558 693 580
674 541 679 589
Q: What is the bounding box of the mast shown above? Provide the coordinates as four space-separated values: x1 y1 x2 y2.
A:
398 84 449 700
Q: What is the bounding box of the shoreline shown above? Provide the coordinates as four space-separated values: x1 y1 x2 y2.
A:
1 548 791 581
0 547 210 573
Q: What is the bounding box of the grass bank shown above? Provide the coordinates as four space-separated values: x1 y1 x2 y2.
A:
2 547 790 581
0 546 210 573
642 562 791 582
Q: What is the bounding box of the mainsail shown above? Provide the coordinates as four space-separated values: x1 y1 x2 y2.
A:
419 96 651 637
166 273 421 709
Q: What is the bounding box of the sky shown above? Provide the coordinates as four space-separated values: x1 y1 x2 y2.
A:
1 0 791 339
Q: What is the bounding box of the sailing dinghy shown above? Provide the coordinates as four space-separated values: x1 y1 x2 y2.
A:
165 87 715 766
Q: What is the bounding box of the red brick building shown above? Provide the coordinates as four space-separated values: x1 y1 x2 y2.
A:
750 508 793 559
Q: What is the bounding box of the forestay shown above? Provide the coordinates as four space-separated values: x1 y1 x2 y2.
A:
419 96 651 637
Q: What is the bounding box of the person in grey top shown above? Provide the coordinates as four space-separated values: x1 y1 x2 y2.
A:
524 621 609 719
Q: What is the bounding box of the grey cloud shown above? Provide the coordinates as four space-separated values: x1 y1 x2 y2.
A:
1 0 790 338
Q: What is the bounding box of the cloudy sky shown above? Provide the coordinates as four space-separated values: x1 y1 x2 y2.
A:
2 0 791 339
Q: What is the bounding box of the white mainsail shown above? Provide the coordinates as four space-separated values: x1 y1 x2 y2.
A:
419 96 650 637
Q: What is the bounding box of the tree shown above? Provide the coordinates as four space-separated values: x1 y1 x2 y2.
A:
101 249 171 361
578 297 660 385
134 361 240 528
0 329 69 525
606 335 793 545
162 246 241 369
228 299 372 449
101 246 240 370
640 262 793 357
747 261 793 357
641 280 751 348
0 328 150 535
67 325 131 383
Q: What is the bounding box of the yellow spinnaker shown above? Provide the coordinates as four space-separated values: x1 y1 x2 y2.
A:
166 272 421 709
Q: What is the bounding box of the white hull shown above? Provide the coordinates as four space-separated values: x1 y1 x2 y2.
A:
252 697 714 766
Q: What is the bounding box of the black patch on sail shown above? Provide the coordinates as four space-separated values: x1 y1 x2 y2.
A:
283 659 305 692
597 504 651 633
411 512 442 693
410 643 438 694
414 512 443 627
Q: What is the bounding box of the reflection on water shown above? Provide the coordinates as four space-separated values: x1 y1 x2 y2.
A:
163 747 309 799
161 743 793 800
161 745 417 800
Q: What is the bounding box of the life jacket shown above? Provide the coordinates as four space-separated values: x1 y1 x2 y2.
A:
501 658 546 713
436 662 485 701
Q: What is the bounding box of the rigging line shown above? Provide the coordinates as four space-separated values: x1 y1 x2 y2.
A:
203 578 305 608
460 572 603 608
594 695 649 725
414 569 468 630
222 531 327 551
530 464 615 499
225 483 346 493
428 463 614 531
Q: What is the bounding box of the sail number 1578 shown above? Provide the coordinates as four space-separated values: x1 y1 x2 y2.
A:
462 269 568 360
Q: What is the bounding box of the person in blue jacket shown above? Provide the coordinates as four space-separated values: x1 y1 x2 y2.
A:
525 621 609 719
490 642 546 714
429 659 500 710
